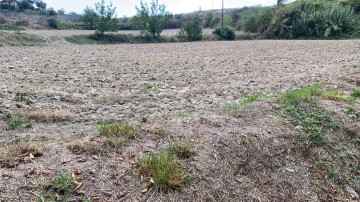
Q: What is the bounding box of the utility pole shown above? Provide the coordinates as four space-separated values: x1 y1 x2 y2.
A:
221 0 224 28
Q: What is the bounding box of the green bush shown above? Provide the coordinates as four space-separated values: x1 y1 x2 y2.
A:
181 19 202 41
269 0 358 38
213 26 236 40
240 7 274 34
47 18 58 29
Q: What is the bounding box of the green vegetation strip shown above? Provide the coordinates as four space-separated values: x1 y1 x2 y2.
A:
276 84 359 193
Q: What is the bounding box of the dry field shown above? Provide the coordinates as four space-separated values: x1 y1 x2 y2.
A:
0 35 359 201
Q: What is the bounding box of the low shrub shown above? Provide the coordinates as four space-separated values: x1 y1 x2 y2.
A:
47 18 58 29
181 19 203 41
15 19 30 26
213 26 236 40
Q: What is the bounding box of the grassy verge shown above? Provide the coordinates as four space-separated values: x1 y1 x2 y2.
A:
65 31 261 45
0 32 47 46
222 92 268 115
276 84 359 196
0 24 23 31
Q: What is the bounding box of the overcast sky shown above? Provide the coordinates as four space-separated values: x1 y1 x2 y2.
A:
45 0 278 17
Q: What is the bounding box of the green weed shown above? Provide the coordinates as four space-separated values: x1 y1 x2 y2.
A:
36 171 75 201
344 107 359 119
281 84 321 105
144 83 154 90
15 92 31 102
175 110 187 117
351 89 360 98
6 116 32 130
222 92 268 113
51 171 74 195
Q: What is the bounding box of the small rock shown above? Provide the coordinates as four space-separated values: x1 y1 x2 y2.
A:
346 186 359 199
285 168 295 173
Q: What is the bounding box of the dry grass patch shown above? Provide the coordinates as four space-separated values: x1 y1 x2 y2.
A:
25 109 74 122
67 141 110 155
0 140 43 162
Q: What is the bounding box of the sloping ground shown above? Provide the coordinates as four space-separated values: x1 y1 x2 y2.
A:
0 40 359 201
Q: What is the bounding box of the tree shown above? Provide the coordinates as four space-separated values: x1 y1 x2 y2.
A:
0 0 16 14
58 8 65 15
94 0 118 35
82 7 98 30
47 7 57 16
277 0 286 6
181 18 203 41
19 0 34 11
223 15 233 27
204 11 214 28
35 0 46 10
135 0 172 37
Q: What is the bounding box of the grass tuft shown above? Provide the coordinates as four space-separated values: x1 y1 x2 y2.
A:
144 83 154 90
168 140 196 158
97 121 134 139
281 84 321 105
15 92 31 102
51 171 74 195
351 89 360 98
175 110 187 117
155 128 167 137
344 107 359 119
138 152 184 189
6 115 32 130
322 90 346 101
36 171 75 201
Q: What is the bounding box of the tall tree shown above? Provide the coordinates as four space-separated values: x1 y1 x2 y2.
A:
135 0 172 37
94 0 118 35
18 0 34 11
82 6 98 30
34 0 46 10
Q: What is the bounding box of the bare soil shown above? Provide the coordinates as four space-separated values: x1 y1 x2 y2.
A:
0 36 359 201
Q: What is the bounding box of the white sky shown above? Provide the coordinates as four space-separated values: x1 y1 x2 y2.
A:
44 0 278 17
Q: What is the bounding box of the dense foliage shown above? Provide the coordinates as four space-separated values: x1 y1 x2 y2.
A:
94 0 118 35
181 18 203 41
132 0 172 38
213 26 236 40
235 0 359 38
